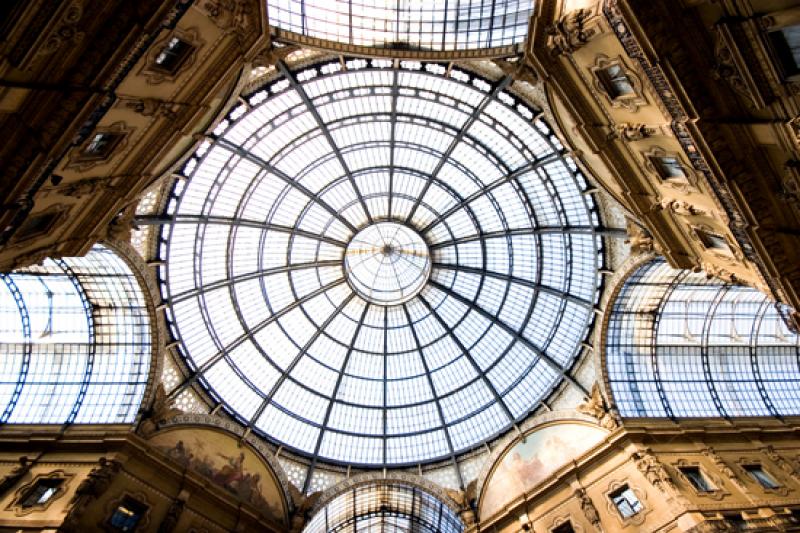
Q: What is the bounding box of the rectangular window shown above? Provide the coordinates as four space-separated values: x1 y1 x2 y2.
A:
696 230 731 253
680 466 715 492
768 25 800 78
650 156 686 179
20 478 63 508
109 496 148 532
552 521 576 533
599 64 634 98
153 37 193 73
609 485 642 519
81 132 124 160
744 465 780 489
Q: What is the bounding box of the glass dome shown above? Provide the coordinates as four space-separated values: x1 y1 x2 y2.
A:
158 58 603 466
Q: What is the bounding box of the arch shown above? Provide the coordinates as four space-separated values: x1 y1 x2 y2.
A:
0 243 155 425
304 478 464 533
601 256 800 419
477 415 609 520
147 423 291 524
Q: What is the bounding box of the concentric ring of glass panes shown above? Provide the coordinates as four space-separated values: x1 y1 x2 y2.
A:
267 0 532 52
159 58 603 466
344 222 431 305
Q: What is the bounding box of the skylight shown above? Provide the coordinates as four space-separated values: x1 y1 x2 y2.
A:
266 0 532 52
158 58 602 466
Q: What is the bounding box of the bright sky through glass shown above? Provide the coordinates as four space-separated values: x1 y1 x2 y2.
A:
159 58 602 466
267 0 532 51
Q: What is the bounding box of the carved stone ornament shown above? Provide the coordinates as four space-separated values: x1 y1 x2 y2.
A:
106 202 139 243
624 218 655 255
711 26 757 107
0 456 32 496
158 489 189 533
546 8 596 56
782 159 800 218
762 446 800 481
632 448 675 494
118 96 183 120
702 447 746 490
574 488 602 532
202 0 258 45
138 383 184 438
7 470 74 516
60 458 123 532
576 383 619 430
251 43 301 71
35 1 85 60
491 55 539 86
695 262 738 284
589 54 646 112
656 199 707 217
611 122 655 142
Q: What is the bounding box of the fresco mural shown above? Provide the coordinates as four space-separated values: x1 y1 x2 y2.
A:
480 422 608 518
149 427 286 522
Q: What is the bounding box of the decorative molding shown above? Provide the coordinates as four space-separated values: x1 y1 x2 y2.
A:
139 28 204 86
574 488 602 533
66 121 132 172
701 447 746 491
6 470 74 516
201 0 259 46
671 458 727 501
631 448 675 494
546 8 598 56
603 479 649 528
641 146 697 192
576 383 619 430
589 54 646 112
34 1 85 60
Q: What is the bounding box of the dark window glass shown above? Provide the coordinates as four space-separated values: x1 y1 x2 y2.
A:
680 466 714 492
20 478 63 508
744 465 780 489
81 132 123 159
697 230 730 252
599 64 634 98
552 521 576 533
651 156 685 179
109 496 147 532
609 485 642 518
16 212 58 240
153 37 192 73
769 25 800 77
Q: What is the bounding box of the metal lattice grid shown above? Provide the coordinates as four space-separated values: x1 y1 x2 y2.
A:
0 244 152 424
154 58 604 469
604 258 800 419
303 482 464 533
267 0 532 52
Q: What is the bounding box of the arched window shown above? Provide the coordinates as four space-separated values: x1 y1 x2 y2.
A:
0 244 153 424
604 258 800 419
304 481 463 533
266 0 533 52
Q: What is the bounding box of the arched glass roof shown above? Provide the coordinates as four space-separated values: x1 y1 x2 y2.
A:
157 58 603 466
304 482 463 533
605 258 800 419
0 244 152 424
267 0 533 52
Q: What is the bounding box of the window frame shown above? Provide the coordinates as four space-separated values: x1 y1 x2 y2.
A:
608 484 643 519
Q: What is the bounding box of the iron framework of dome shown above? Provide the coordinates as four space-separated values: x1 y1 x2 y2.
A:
156 58 604 467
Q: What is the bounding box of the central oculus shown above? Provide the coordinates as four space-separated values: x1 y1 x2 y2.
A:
344 222 431 306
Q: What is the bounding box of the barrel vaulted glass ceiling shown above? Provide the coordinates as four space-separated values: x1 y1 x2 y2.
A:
0 245 151 425
266 0 532 51
605 258 800 419
304 482 464 533
156 58 603 467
